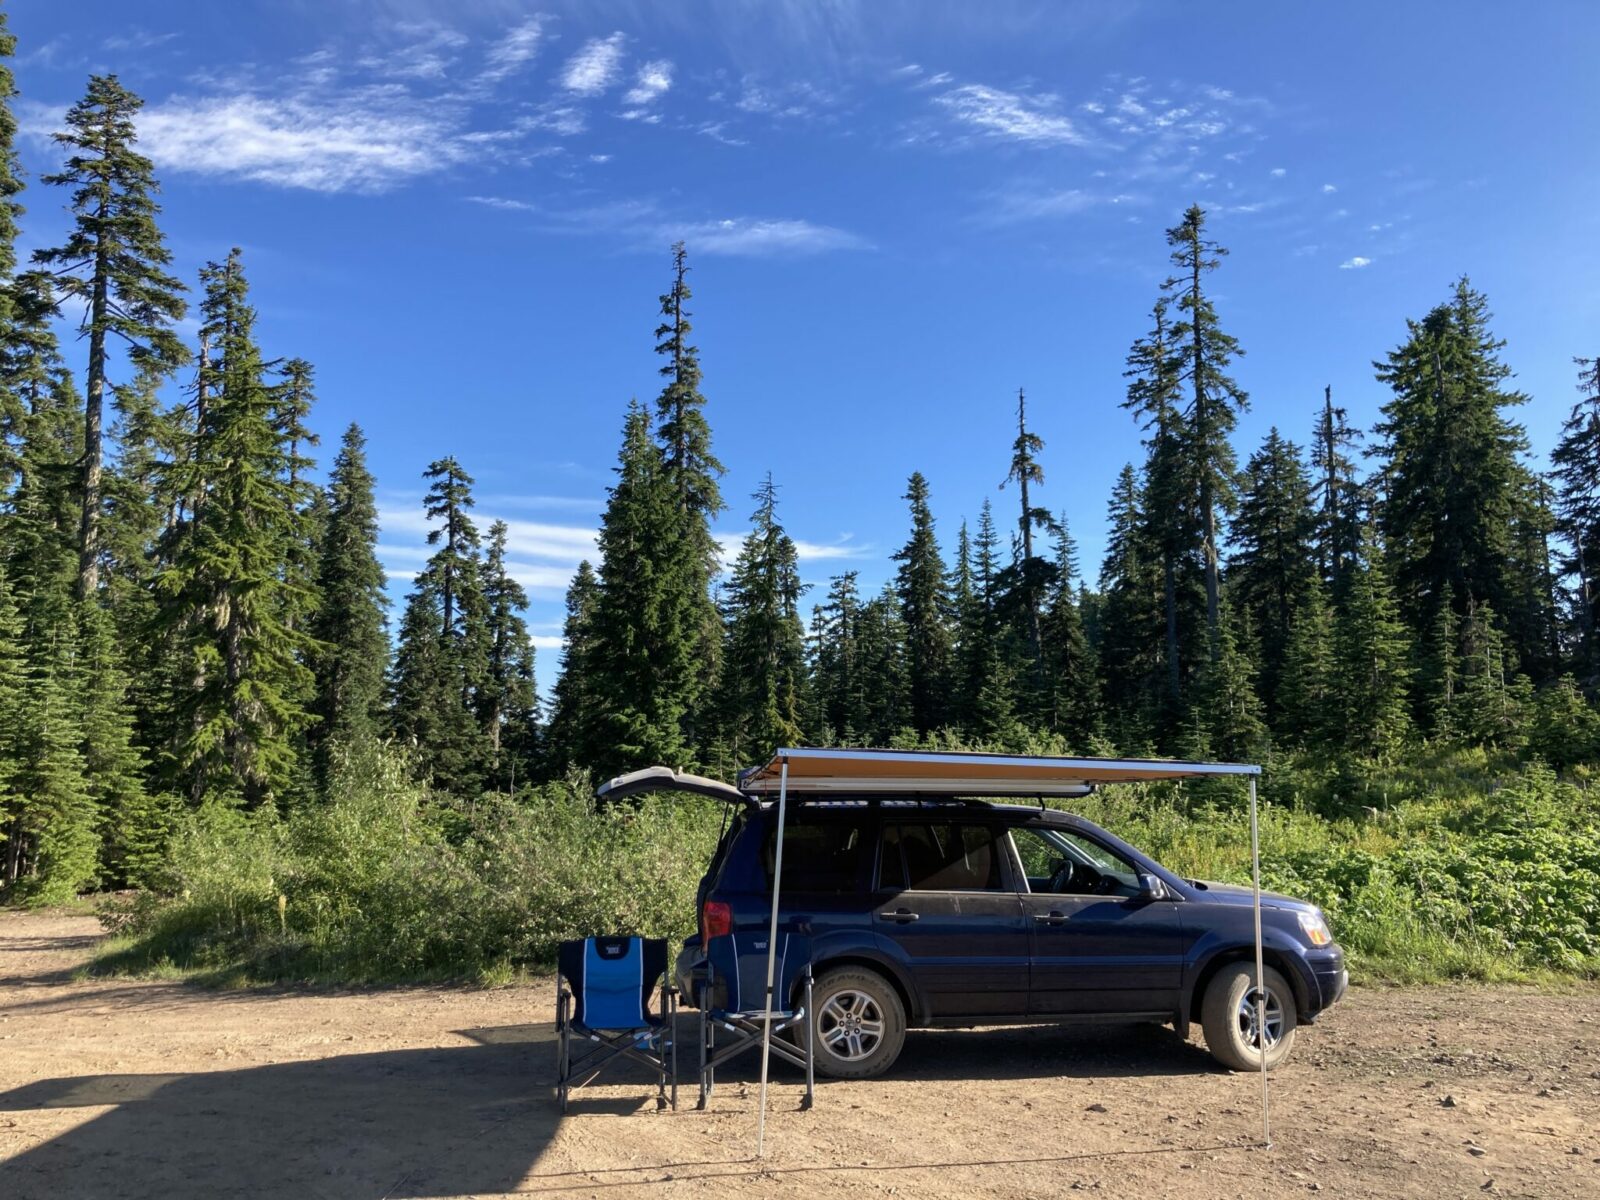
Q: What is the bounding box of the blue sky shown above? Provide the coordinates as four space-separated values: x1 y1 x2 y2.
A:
9 1 1599 676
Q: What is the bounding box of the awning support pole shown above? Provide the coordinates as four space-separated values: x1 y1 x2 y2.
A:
756 755 789 1158
1250 775 1271 1149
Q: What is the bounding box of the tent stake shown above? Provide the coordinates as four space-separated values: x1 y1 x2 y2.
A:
756 756 789 1158
1250 775 1271 1149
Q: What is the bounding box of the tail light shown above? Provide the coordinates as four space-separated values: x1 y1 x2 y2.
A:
701 900 732 945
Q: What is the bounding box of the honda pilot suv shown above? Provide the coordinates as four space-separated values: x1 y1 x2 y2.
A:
677 799 1346 1077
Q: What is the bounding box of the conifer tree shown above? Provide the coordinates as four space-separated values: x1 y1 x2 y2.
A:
308 424 388 775
1332 524 1412 756
390 456 490 794
1417 586 1461 740
480 519 537 790
0 7 26 491
955 499 1012 732
893 471 952 734
1278 579 1336 748
1192 598 1267 762
34 75 187 599
155 250 311 805
1552 356 1600 687
653 242 724 743
272 358 320 635
1096 464 1162 747
1162 205 1247 648
584 402 697 775
545 560 600 775
810 571 866 743
1311 385 1363 586
856 583 911 742
1454 600 1533 748
1041 516 1099 747
998 387 1054 710
1373 279 1533 666
77 600 158 886
1229 428 1317 713
0 570 25 886
718 475 808 762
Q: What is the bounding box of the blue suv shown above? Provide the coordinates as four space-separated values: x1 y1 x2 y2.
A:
677 799 1347 1077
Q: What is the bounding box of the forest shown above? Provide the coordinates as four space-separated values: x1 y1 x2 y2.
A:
0 15 1597 982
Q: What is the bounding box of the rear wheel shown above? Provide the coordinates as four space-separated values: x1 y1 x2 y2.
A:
809 966 906 1079
1200 962 1297 1072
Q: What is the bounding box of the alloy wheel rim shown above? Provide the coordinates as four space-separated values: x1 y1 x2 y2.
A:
1237 986 1285 1050
819 989 885 1061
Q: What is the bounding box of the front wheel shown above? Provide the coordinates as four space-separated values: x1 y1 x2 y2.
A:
808 966 906 1079
1200 962 1298 1072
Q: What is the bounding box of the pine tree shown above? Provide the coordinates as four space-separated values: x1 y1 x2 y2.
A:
583 402 698 776
33 75 187 599
718 475 808 762
1332 524 1412 756
1552 356 1600 688
1228 428 1317 714
155 250 311 806
480 519 537 791
308 424 388 776
390 456 490 795
1373 279 1534 669
1162 205 1248 649
545 561 601 775
893 471 953 734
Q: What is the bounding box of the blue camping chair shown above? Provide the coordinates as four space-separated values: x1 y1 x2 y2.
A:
696 931 814 1110
555 937 677 1112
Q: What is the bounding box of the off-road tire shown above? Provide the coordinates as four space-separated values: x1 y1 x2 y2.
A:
1200 961 1297 1072
809 966 907 1079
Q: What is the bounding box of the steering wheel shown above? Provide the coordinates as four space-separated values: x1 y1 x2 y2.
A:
1046 857 1077 893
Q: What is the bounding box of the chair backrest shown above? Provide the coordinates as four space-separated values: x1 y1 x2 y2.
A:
704 931 813 1015
558 937 667 1031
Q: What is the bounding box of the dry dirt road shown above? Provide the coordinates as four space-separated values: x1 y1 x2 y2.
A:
2 911 1598 1200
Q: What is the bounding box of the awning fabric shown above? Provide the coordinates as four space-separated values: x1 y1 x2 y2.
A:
595 765 749 805
737 746 1260 796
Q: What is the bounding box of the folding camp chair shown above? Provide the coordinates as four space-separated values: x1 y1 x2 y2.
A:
697 931 814 1110
555 936 677 1112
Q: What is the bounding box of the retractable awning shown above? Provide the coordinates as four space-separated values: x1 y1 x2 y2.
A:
738 746 1260 797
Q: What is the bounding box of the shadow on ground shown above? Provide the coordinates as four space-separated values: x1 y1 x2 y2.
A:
0 1014 1215 1199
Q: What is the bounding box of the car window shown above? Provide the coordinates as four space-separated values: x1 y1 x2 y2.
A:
1011 826 1141 897
763 819 868 893
878 822 1002 892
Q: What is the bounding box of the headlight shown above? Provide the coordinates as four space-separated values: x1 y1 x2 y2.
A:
1297 909 1333 947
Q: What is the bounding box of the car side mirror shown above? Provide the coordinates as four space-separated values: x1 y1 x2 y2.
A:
1136 873 1168 901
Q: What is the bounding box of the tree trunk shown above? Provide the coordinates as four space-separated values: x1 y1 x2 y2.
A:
78 239 110 600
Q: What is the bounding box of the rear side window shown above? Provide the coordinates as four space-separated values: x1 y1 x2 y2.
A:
763 819 869 893
878 822 1002 891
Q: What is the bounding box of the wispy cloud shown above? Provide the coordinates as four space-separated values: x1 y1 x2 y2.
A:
103 29 178 52
1321 182 1338 194
1339 255 1371 270
715 532 874 565
561 33 626 96
624 59 673 106
1270 167 1287 177
981 187 1140 224
936 83 1086 146
481 16 548 85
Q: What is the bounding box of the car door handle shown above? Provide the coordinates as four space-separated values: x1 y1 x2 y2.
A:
1033 912 1068 925
877 908 920 923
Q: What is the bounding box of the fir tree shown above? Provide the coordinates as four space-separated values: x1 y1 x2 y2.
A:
272 358 320 635
856 583 911 743
1162 205 1247 648
718 475 808 762
1332 524 1412 756
810 571 866 743
956 499 1012 732
1454 600 1533 748
33 75 187 599
1311 385 1363 586
308 424 388 775
1552 356 1600 688
390 456 490 794
1192 598 1267 762
545 561 600 775
77 601 157 886
584 402 697 776
155 250 311 806
1096 463 1163 747
0 7 26 492
1278 578 1337 748
1041 516 1099 748
1373 279 1534 668
1229 428 1317 713
480 519 537 791
0 570 25 887
998 386 1054 711
893 471 953 734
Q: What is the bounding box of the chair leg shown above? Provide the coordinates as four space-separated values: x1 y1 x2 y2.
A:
669 989 679 1111
556 989 570 1114
698 999 712 1109
802 968 815 1110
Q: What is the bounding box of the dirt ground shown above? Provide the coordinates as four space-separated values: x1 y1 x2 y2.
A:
2 912 1598 1200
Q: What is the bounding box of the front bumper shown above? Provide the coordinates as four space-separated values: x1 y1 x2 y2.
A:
1310 947 1348 1013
